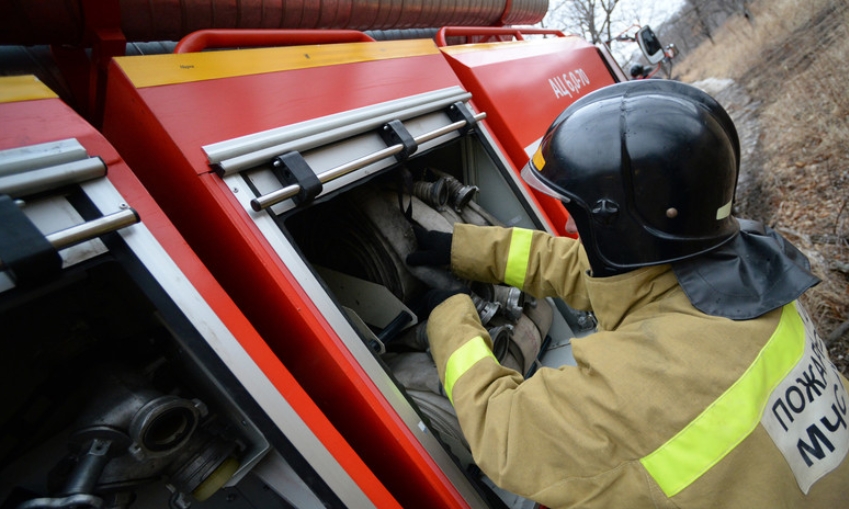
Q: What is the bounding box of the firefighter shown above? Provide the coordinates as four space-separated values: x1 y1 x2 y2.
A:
407 80 849 508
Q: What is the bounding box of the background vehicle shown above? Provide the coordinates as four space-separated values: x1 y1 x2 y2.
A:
609 24 679 79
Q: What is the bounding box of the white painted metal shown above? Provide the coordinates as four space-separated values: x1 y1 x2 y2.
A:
0 157 106 198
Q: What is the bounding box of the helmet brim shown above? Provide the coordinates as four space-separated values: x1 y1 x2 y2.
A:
520 161 571 203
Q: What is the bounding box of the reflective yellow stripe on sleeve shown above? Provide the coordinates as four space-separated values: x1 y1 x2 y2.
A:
640 303 806 497
444 336 497 405
504 228 534 290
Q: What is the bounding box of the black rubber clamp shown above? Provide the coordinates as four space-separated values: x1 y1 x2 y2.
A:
380 119 418 161
0 194 62 284
272 151 323 205
446 101 478 136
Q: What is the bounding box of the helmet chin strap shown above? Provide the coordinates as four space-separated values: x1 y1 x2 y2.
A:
585 252 631 278
563 202 629 278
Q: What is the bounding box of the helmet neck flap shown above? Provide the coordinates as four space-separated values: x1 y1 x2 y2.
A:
673 219 819 319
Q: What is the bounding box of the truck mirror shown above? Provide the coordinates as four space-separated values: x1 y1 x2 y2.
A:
636 25 664 64
666 43 679 59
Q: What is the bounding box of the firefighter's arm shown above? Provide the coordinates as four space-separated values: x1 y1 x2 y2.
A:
427 293 511 405
426 294 525 460
451 223 591 310
427 293 592 500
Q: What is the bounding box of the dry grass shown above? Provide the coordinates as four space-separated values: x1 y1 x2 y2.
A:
676 0 849 375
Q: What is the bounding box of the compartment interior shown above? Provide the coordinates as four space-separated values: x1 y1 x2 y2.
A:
275 130 594 507
0 238 313 509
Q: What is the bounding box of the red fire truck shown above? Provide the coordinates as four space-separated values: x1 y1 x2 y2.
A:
0 2 633 507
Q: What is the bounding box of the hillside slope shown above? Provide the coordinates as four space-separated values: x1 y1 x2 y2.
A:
674 0 849 375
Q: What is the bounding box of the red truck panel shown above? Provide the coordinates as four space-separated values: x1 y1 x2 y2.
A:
440 35 620 236
0 76 397 508
103 40 476 508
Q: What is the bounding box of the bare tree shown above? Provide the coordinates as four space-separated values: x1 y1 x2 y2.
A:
686 0 715 44
679 0 754 44
544 0 623 45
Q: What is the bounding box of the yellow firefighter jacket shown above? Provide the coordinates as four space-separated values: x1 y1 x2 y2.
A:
427 224 849 509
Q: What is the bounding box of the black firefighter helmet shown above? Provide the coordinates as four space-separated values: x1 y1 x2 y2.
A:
522 79 741 276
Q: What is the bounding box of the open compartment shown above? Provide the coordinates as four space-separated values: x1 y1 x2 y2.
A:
0 163 329 509
214 91 596 508
0 230 274 509
1 79 392 508
101 38 597 507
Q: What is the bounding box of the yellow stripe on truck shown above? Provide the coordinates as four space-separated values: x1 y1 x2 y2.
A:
0 75 57 104
115 39 441 89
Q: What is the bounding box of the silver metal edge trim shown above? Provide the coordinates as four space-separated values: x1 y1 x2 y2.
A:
0 157 106 198
209 87 472 175
0 138 89 177
475 123 556 235
204 86 467 162
80 177 376 508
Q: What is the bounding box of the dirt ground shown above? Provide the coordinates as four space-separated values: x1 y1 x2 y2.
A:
674 0 849 376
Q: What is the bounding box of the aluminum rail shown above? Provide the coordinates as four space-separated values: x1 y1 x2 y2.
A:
0 157 107 198
0 208 140 271
0 138 88 177
0 137 140 273
207 87 472 175
250 112 485 211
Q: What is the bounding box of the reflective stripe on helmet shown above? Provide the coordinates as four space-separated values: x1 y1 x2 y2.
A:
444 336 497 405
716 199 733 220
505 228 534 290
533 146 546 170
640 302 805 497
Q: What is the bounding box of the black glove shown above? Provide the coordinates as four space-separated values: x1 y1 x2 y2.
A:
411 287 471 321
406 225 453 267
